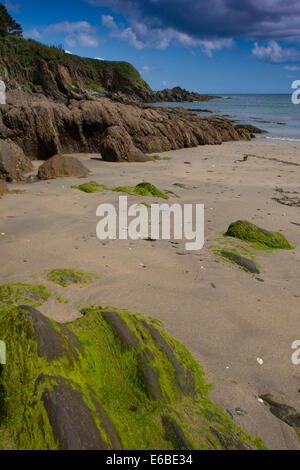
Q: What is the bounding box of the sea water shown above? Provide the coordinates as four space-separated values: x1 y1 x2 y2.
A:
150 94 300 143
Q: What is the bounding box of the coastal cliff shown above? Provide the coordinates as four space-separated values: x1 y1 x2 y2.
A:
0 36 217 104
0 34 263 168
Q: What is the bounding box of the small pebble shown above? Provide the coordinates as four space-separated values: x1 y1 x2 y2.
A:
235 408 247 416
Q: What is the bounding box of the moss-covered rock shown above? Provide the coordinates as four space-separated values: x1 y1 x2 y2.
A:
220 251 260 274
71 181 107 194
0 302 265 450
47 269 99 288
72 181 176 199
0 283 51 317
114 182 169 199
225 220 294 250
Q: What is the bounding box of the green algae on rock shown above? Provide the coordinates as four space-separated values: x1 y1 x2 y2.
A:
209 238 261 273
219 251 260 274
71 182 108 194
0 303 265 450
0 283 51 317
72 181 178 199
47 269 99 288
225 220 294 250
114 182 169 199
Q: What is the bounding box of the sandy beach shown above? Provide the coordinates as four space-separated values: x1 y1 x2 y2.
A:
1 138 300 449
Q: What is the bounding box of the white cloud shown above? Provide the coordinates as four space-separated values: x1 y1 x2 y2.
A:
65 50 73 55
95 57 105 60
101 14 235 55
45 21 94 35
252 40 300 63
197 39 235 57
284 65 300 71
87 0 300 44
76 33 100 47
25 21 102 49
24 28 42 40
140 65 156 73
101 15 144 49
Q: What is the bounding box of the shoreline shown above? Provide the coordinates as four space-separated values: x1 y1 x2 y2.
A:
1 138 300 449
147 93 300 144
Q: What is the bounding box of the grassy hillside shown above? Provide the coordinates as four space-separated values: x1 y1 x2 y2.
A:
0 35 151 98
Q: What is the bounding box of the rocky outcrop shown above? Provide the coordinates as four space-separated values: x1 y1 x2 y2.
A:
260 394 300 433
0 302 264 450
41 377 112 450
148 86 219 103
0 138 33 180
0 98 261 162
234 124 267 137
225 220 294 250
0 36 152 103
0 36 223 105
220 251 260 274
99 125 147 162
38 154 89 180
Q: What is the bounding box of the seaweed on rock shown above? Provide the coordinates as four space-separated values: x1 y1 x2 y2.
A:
0 301 266 450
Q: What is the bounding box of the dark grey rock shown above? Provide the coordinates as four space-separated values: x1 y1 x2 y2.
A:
142 320 196 397
101 311 140 350
101 311 163 400
20 306 81 364
260 394 300 431
162 416 194 450
41 378 108 450
210 426 249 450
221 251 260 274
90 396 122 450
20 306 65 361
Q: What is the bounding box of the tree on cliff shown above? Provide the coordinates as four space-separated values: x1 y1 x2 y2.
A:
0 3 23 37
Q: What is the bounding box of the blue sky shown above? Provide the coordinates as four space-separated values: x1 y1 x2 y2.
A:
3 0 300 93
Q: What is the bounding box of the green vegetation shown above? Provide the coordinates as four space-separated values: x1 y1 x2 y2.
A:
210 237 258 260
47 269 99 288
72 181 178 199
0 283 51 318
113 182 170 199
225 220 294 250
0 34 150 96
0 271 265 450
0 296 265 449
210 246 257 270
0 4 22 38
210 220 294 273
71 182 108 194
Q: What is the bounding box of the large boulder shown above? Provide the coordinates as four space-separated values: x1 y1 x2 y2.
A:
38 154 89 180
0 303 263 450
0 139 34 181
220 251 260 274
99 125 150 162
225 220 294 250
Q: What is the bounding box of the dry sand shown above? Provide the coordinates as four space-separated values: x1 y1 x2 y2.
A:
1 138 300 449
